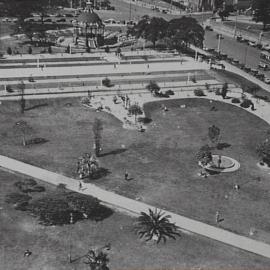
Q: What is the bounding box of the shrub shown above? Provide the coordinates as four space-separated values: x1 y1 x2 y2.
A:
27 191 113 225
105 46 110 53
194 89 205 96
257 139 270 166
240 99 253 108
146 81 160 94
191 76 197 83
102 77 112 87
215 88 222 95
86 47 91 53
57 183 67 190
28 46 32 54
7 47 12 55
6 85 13 93
5 192 32 205
231 97 240 103
14 179 45 193
25 137 48 145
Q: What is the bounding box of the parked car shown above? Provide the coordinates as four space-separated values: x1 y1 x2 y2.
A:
250 69 259 75
248 41 257 47
258 62 268 70
165 89 175 95
44 18 52 22
65 13 74 17
56 18 66 22
205 25 213 31
264 77 270 84
236 35 243 42
243 66 251 72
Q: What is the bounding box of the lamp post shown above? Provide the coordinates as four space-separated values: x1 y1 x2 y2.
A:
233 11 238 39
68 212 74 263
217 34 221 53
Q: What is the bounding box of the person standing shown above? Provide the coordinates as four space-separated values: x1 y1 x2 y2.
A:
124 171 129 181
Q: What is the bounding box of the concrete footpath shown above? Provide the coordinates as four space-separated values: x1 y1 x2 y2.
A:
0 154 270 259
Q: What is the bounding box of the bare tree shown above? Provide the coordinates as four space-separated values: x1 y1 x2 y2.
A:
92 118 103 156
14 120 33 146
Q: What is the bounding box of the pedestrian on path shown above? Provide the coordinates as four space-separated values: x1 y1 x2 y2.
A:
79 181 82 191
124 171 129 181
215 211 220 223
24 250 32 257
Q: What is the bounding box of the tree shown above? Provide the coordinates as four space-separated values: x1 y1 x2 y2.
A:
18 80 26 113
208 125 221 146
221 82 228 99
13 120 33 146
28 46 32 54
7 47 12 55
146 81 160 95
218 8 230 21
167 17 205 49
77 154 100 179
257 138 270 166
135 208 180 244
128 104 143 123
93 118 103 156
129 16 168 48
252 0 270 30
196 145 213 166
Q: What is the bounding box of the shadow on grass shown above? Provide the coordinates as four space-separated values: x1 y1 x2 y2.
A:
99 148 127 157
84 167 111 182
217 142 231 150
138 117 152 124
25 103 48 111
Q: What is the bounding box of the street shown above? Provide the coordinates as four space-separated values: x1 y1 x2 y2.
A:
204 30 270 79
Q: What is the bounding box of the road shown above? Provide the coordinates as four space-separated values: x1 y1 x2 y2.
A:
204 30 270 79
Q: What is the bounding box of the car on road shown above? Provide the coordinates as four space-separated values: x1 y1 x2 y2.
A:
264 77 270 84
248 41 257 47
205 25 213 31
56 18 66 22
243 66 251 73
258 62 268 70
236 35 243 42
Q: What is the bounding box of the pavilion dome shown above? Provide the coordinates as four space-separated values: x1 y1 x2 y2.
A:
77 10 102 26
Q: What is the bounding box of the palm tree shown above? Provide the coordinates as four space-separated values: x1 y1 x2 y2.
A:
135 208 180 244
84 249 109 270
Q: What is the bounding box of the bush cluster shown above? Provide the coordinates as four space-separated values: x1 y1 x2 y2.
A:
231 97 240 103
240 99 253 108
102 77 112 87
14 179 45 193
194 89 205 96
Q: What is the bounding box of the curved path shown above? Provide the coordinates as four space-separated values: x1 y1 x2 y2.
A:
1 62 270 259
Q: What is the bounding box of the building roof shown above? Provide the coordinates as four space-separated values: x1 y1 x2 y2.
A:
77 10 102 26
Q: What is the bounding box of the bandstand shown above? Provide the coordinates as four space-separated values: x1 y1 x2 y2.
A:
73 8 104 48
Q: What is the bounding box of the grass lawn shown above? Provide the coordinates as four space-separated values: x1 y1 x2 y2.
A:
1 96 270 245
1 170 270 269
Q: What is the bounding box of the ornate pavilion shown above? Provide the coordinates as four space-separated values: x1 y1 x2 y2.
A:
73 8 105 48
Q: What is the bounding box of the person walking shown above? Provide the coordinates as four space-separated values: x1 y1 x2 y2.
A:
124 171 129 181
215 211 220 223
79 181 82 191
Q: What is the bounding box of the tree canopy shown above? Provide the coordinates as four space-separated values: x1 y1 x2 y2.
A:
128 16 168 47
252 0 270 30
129 15 204 49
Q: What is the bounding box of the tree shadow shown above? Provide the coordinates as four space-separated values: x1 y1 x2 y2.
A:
99 148 127 157
138 117 152 124
25 103 48 111
216 142 231 150
84 168 111 182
